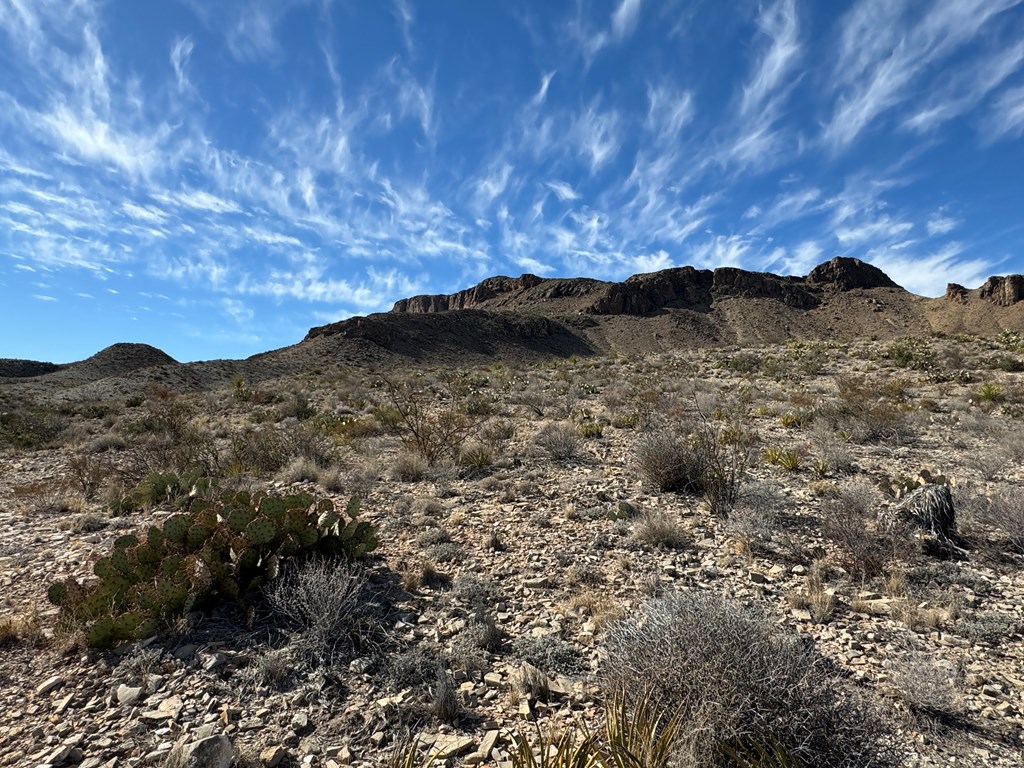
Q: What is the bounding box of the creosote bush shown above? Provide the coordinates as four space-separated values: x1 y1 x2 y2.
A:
821 480 912 579
379 375 487 464
603 590 900 768
267 558 378 668
634 411 753 517
533 421 583 461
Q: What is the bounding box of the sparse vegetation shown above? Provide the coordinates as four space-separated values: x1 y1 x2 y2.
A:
5 327 1024 766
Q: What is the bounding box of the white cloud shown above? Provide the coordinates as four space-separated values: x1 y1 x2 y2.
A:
825 0 1023 149
630 249 672 273
546 180 580 202
474 162 514 211
122 202 168 224
985 84 1024 141
926 214 961 237
33 294 58 301
779 240 823 276
392 0 415 55
228 5 277 61
903 39 1024 133
160 189 243 215
689 234 751 269
645 85 694 140
170 37 196 94
532 71 556 106
836 216 913 245
740 0 800 116
244 227 304 248
573 105 621 174
868 242 993 296
611 0 643 41
750 187 822 229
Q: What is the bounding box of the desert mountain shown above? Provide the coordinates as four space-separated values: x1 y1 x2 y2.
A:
3 258 1024 401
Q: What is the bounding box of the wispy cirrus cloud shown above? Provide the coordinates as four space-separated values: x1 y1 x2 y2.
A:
985 84 1024 141
824 0 1023 149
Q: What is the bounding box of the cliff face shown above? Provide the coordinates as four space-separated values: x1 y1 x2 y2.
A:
391 257 900 318
943 275 1024 307
978 275 1024 307
392 275 545 313
584 266 820 315
806 257 899 290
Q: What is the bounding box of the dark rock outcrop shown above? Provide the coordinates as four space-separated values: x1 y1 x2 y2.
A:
806 257 900 291
585 266 819 316
0 359 63 378
392 274 545 313
944 283 969 303
712 268 819 309
978 275 1024 307
586 267 712 315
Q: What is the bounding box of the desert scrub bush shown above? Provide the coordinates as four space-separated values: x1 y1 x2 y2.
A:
456 440 494 469
997 329 1024 352
972 380 1005 405
821 480 911 579
970 492 1024 553
603 591 900 768
267 558 382 667
534 421 583 460
378 375 487 464
275 456 323 484
889 656 962 724
818 375 914 445
0 406 69 449
391 451 429 482
68 451 115 500
632 509 689 550
634 429 704 494
47 492 377 649
637 408 754 517
726 483 784 555
276 390 317 421
990 354 1024 372
0 609 43 649
511 635 586 677
882 337 935 371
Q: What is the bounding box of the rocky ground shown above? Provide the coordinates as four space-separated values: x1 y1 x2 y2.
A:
1 335 1023 768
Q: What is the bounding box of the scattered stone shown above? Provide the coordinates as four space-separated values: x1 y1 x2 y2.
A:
36 676 65 696
184 734 235 768
260 745 288 767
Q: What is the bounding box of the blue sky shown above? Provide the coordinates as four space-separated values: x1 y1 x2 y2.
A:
1 1 1023 363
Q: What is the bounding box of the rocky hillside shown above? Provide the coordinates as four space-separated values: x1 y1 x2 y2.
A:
5 258 1024 403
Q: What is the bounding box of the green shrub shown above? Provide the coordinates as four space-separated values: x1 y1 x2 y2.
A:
882 337 935 370
0 408 69 449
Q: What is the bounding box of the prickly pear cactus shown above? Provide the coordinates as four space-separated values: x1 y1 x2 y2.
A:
49 491 376 649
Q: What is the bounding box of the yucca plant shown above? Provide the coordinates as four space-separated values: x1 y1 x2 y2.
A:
509 726 602 768
601 689 681 768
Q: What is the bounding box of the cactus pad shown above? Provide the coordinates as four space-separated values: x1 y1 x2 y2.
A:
186 523 213 551
113 534 139 552
163 514 190 543
87 617 117 648
47 581 69 606
245 518 276 546
93 557 118 579
226 507 255 533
